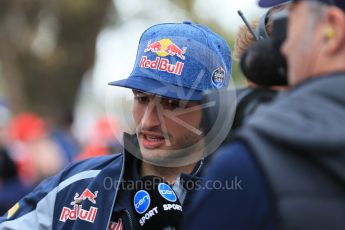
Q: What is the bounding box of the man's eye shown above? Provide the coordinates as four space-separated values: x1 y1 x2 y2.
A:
161 99 184 110
134 96 149 104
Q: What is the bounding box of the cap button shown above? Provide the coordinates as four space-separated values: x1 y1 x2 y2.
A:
182 20 193 24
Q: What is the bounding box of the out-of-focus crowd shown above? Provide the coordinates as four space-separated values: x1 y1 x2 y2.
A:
0 101 123 215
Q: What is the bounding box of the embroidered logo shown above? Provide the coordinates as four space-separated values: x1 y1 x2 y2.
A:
140 39 187 76
108 218 123 230
59 188 99 223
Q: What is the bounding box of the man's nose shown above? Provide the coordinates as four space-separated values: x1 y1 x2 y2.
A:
140 98 162 130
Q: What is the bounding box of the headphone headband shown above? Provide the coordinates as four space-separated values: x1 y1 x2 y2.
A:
256 9 270 40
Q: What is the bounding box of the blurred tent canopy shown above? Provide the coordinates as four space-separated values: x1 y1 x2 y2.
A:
0 0 114 125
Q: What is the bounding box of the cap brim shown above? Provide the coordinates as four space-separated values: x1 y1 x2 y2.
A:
108 76 203 101
258 0 290 7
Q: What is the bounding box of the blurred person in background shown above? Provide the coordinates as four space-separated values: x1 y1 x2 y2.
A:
234 3 290 88
76 116 122 161
0 100 11 147
0 102 32 216
7 113 65 186
0 21 232 229
0 148 32 216
50 112 81 164
183 0 345 229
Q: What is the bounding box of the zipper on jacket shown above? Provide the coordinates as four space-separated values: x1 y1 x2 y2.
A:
124 209 134 230
105 154 126 230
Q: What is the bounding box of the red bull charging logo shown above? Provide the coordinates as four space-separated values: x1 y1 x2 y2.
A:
70 188 98 205
59 188 99 223
140 38 187 76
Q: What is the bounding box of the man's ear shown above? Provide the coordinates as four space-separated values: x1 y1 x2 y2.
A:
323 6 345 54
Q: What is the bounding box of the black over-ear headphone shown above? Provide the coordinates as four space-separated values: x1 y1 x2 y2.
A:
237 8 288 86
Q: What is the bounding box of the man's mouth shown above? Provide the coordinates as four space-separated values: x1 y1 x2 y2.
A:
140 132 167 149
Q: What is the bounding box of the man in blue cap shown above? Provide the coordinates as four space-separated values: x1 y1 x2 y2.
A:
0 22 232 229
183 0 345 229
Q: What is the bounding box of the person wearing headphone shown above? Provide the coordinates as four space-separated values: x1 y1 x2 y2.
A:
234 3 291 88
231 3 291 130
183 0 345 229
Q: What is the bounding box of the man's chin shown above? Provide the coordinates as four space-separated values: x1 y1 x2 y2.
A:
140 148 168 164
140 147 201 167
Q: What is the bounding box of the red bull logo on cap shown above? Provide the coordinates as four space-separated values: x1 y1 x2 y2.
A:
144 38 187 60
140 38 187 76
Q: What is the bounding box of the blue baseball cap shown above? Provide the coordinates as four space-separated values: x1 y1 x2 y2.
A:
258 0 345 9
109 21 232 101
258 0 290 7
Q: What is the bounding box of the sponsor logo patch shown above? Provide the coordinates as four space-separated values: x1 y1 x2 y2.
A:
133 190 150 214
71 188 98 205
59 188 99 223
108 218 123 230
140 39 187 76
59 205 98 223
211 67 225 88
144 39 187 60
140 56 184 76
158 183 177 202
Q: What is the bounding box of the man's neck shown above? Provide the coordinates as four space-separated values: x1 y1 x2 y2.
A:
140 161 197 185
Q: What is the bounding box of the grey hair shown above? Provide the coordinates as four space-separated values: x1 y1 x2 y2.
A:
307 1 328 26
297 1 328 52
